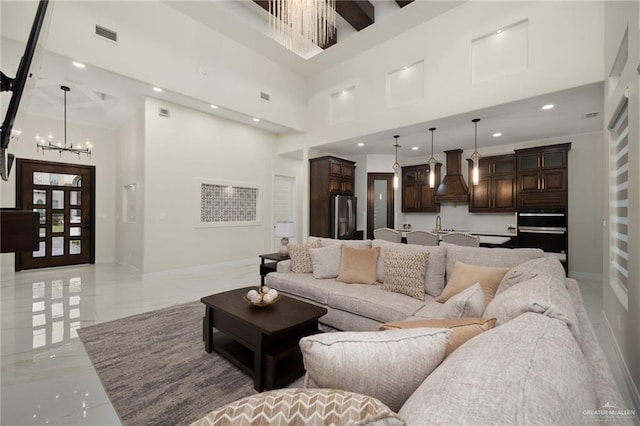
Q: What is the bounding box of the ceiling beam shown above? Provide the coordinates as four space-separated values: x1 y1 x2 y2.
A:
395 0 415 8
335 1 375 31
252 0 337 49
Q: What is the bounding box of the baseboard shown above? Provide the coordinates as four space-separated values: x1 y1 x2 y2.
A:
141 258 255 278
114 260 142 275
602 312 640 413
568 271 603 281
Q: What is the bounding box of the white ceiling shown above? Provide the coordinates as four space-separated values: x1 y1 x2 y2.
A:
17 0 604 160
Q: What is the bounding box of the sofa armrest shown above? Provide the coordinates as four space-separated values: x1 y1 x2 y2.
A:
277 259 292 273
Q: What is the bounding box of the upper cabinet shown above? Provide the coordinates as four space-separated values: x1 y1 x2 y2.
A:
401 163 442 212
468 154 516 212
515 143 571 208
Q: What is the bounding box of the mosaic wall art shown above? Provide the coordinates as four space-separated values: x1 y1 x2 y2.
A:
200 183 258 223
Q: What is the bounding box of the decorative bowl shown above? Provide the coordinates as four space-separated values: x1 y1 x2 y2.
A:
243 294 280 307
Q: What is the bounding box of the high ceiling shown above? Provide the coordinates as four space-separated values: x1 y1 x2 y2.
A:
7 0 604 160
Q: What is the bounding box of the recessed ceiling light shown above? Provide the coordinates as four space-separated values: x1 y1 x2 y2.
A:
72 61 86 69
493 132 502 137
403 66 408 70
357 143 365 147
153 87 163 92
542 104 554 110
412 146 419 150
210 104 218 109
253 118 260 122
496 29 502 34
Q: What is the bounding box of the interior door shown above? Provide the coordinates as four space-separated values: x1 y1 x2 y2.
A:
367 173 395 239
16 159 95 270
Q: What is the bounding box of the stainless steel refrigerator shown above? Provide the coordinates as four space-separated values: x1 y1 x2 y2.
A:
331 195 357 239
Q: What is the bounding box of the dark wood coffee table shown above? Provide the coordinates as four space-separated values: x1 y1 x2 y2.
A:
201 287 327 391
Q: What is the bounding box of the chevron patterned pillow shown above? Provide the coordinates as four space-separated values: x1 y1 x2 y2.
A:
191 388 404 426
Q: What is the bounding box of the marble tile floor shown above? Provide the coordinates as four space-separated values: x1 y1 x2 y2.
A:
1 263 637 425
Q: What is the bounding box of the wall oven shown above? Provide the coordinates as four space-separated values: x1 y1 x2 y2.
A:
517 209 567 264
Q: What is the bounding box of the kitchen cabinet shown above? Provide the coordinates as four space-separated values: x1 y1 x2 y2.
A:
467 154 516 212
516 143 571 208
309 156 356 237
401 163 442 212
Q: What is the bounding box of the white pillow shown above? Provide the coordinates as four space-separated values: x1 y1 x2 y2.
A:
440 282 486 319
299 328 451 412
308 244 343 279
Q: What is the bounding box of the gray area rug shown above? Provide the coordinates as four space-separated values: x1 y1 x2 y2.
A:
78 301 260 426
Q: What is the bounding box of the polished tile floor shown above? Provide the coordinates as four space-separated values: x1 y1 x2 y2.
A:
1 263 637 425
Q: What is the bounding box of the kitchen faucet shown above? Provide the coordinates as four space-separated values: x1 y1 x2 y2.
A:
435 215 442 232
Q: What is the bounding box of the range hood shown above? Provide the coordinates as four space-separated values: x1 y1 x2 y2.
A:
435 149 469 203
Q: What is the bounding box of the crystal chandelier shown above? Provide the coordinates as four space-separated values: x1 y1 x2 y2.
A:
36 86 91 158
269 0 336 55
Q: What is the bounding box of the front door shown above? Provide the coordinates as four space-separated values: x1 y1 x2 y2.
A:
16 159 95 270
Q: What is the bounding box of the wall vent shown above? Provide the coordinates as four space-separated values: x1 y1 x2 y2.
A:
95 25 118 43
260 92 270 101
584 112 599 119
158 108 170 118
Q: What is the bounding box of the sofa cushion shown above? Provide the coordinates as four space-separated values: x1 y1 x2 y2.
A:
412 283 486 320
191 388 404 426
328 284 426 323
337 246 380 285
308 236 373 248
265 273 345 305
440 242 543 281
289 240 322 273
436 261 509 304
380 248 429 300
483 275 581 342
497 256 566 297
373 240 446 297
300 328 451 412
308 244 343 279
379 317 496 357
398 313 597 425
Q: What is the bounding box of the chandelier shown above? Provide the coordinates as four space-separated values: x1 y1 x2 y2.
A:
36 85 91 158
269 0 336 55
470 118 481 186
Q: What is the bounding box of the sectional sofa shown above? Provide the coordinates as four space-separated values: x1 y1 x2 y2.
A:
194 238 633 425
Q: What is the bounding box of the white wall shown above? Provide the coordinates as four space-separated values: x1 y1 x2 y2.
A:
304 1 604 147
0 0 308 132
114 107 145 272
0 113 117 271
142 98 303 273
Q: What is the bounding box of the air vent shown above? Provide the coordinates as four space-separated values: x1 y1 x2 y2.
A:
260 92 270 101
158 108 170 118
95 25 118 43
584 112 599 118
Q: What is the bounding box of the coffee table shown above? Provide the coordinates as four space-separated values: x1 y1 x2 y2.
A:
201 287 327 391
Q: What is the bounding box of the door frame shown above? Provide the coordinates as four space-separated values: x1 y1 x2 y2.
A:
367 173 395 239
15 158 96 271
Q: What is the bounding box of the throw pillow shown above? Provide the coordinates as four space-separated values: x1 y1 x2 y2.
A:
308 244 343 279
373 239 446 297
191 388 404 426
336 246 381 285
496 256 566 296
299 327 451 412
379 317 497 357
289 240 322 273
440 282 486 319
381 248 429 300
436 261 509 304
483 274 582 342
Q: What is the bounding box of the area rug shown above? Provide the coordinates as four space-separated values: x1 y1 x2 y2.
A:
78 301 261 426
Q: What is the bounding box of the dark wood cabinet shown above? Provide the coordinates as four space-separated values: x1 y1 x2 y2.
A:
516 143 571 208
309 156 356 237
401 163 442 212
468 154 516 212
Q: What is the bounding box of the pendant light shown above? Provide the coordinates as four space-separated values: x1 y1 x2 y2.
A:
471 118 481 186
392 135 400 189
428 127 437 188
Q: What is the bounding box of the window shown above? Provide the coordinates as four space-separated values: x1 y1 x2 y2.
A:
609 98 629 303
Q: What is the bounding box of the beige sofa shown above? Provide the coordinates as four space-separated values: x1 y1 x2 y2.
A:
195 239 632 425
